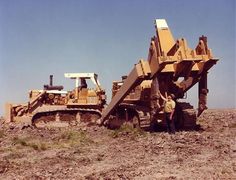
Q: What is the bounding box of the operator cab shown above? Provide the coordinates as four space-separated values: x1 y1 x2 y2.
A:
64 73 106 106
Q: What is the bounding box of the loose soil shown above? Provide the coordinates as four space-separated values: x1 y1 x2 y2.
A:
0 109 235 179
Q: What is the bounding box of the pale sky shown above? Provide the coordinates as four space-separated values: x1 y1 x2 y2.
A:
0 0 235 115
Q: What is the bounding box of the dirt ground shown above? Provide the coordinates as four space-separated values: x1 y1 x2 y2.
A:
0 109 235 179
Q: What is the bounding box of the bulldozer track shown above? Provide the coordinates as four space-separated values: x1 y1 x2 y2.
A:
175 102 197 130
31 105 101 128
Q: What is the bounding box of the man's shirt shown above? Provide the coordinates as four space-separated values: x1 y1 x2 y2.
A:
164 100 176 113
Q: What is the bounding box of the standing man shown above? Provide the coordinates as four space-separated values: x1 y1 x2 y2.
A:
159 91 176 134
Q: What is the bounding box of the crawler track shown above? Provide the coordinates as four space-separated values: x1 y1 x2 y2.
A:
175 102 197 130
31 105 101 128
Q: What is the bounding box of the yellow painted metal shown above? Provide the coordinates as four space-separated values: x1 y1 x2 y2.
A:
100 19 218 124
155 19 175 55
101 60 151 121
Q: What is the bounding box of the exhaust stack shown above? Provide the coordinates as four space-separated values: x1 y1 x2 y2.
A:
44 75 64 91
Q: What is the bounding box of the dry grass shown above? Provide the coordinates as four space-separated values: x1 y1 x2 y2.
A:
10 129 94 151
110 123 146 138
12 136 49 151
56 130 94 147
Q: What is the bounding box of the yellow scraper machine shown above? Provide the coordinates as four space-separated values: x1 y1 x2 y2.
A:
99 19 218 129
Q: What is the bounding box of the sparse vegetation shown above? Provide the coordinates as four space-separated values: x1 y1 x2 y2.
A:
9 129 94 152
12 136 28 146
60 130 83 141
12 136 49 151
4 151 24 160
111 123 146 138
0 110 235 179
56 129 94 147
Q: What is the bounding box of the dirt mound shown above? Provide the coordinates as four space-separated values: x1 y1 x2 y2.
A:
0 109 235 179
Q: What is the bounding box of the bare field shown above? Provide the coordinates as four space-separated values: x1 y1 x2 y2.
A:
0 109 235 179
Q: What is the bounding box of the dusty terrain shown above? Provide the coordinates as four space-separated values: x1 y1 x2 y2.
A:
0 109 235 179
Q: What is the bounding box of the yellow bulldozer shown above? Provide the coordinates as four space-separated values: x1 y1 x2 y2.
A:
5 73 106 127
4 19 218 130
99 19 218 130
